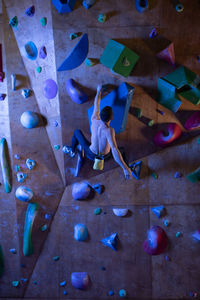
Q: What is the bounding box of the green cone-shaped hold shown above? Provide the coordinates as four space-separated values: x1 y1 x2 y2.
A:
0 138 12 193
23 203 38 256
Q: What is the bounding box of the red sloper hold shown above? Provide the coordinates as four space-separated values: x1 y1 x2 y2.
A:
157 43 175 65
184 111 200 131
143 226 168 255
153 123 182 147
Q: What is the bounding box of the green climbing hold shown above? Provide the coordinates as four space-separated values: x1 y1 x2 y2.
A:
0 138 12 193
94 208 102 215
54 145 60 150
36 66 42 73
136 108 142 118
0 245 4 277
187 166 200 183
151 172 158 179
12 281 19 287
148 119 154 126
40 17 47 27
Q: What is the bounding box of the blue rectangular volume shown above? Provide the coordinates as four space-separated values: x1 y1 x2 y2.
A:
88 82 135 134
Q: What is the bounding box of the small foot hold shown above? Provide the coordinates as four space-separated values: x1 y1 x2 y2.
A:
63 146 76 158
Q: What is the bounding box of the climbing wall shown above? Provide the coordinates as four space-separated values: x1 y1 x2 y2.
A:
4 0 65 184
0 0 200 299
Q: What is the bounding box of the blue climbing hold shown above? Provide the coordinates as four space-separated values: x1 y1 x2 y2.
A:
152 206 166 218
136 0 149 13
52 0 77 13
74 224 88 241
24 41 38 60
57 34 89 71
108 290 114 296
129 161 142 180
25 5 35 17
101 233 118 251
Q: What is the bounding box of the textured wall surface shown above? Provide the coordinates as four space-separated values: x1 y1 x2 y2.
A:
0 0 200 299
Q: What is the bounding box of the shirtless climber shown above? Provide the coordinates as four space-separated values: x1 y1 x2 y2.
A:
63 85 133 179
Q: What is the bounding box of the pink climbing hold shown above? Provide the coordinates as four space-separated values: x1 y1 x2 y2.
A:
184 111 200 131
153 123 182 147
157 43 175 65
143 225 168 255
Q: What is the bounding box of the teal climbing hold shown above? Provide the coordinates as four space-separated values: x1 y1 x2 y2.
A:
70 33 78 40
36 66 42 73
53 256 60 261
187 166 200 183
9 16 18 27
23 203 39 256
54 145 60 150
40 17 47 26
40 224 47 232
12 281 20 287
94 208 102 215
98 13 106 23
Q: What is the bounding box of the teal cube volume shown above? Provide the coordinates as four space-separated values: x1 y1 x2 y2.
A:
100 39 139 77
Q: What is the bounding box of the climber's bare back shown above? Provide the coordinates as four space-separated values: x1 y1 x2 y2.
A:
89 119 111 156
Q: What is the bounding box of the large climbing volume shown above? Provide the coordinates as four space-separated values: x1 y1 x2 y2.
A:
0 44 3 82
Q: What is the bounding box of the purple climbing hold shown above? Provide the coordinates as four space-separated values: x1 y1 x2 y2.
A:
72 182 91 200
66 79 88 104
39 46 47 59
25 5 35 17
43 79 58 99
71 272 90 290
149 28 157 38
0 93 6 101
184 111 200 131
192 229 200 241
